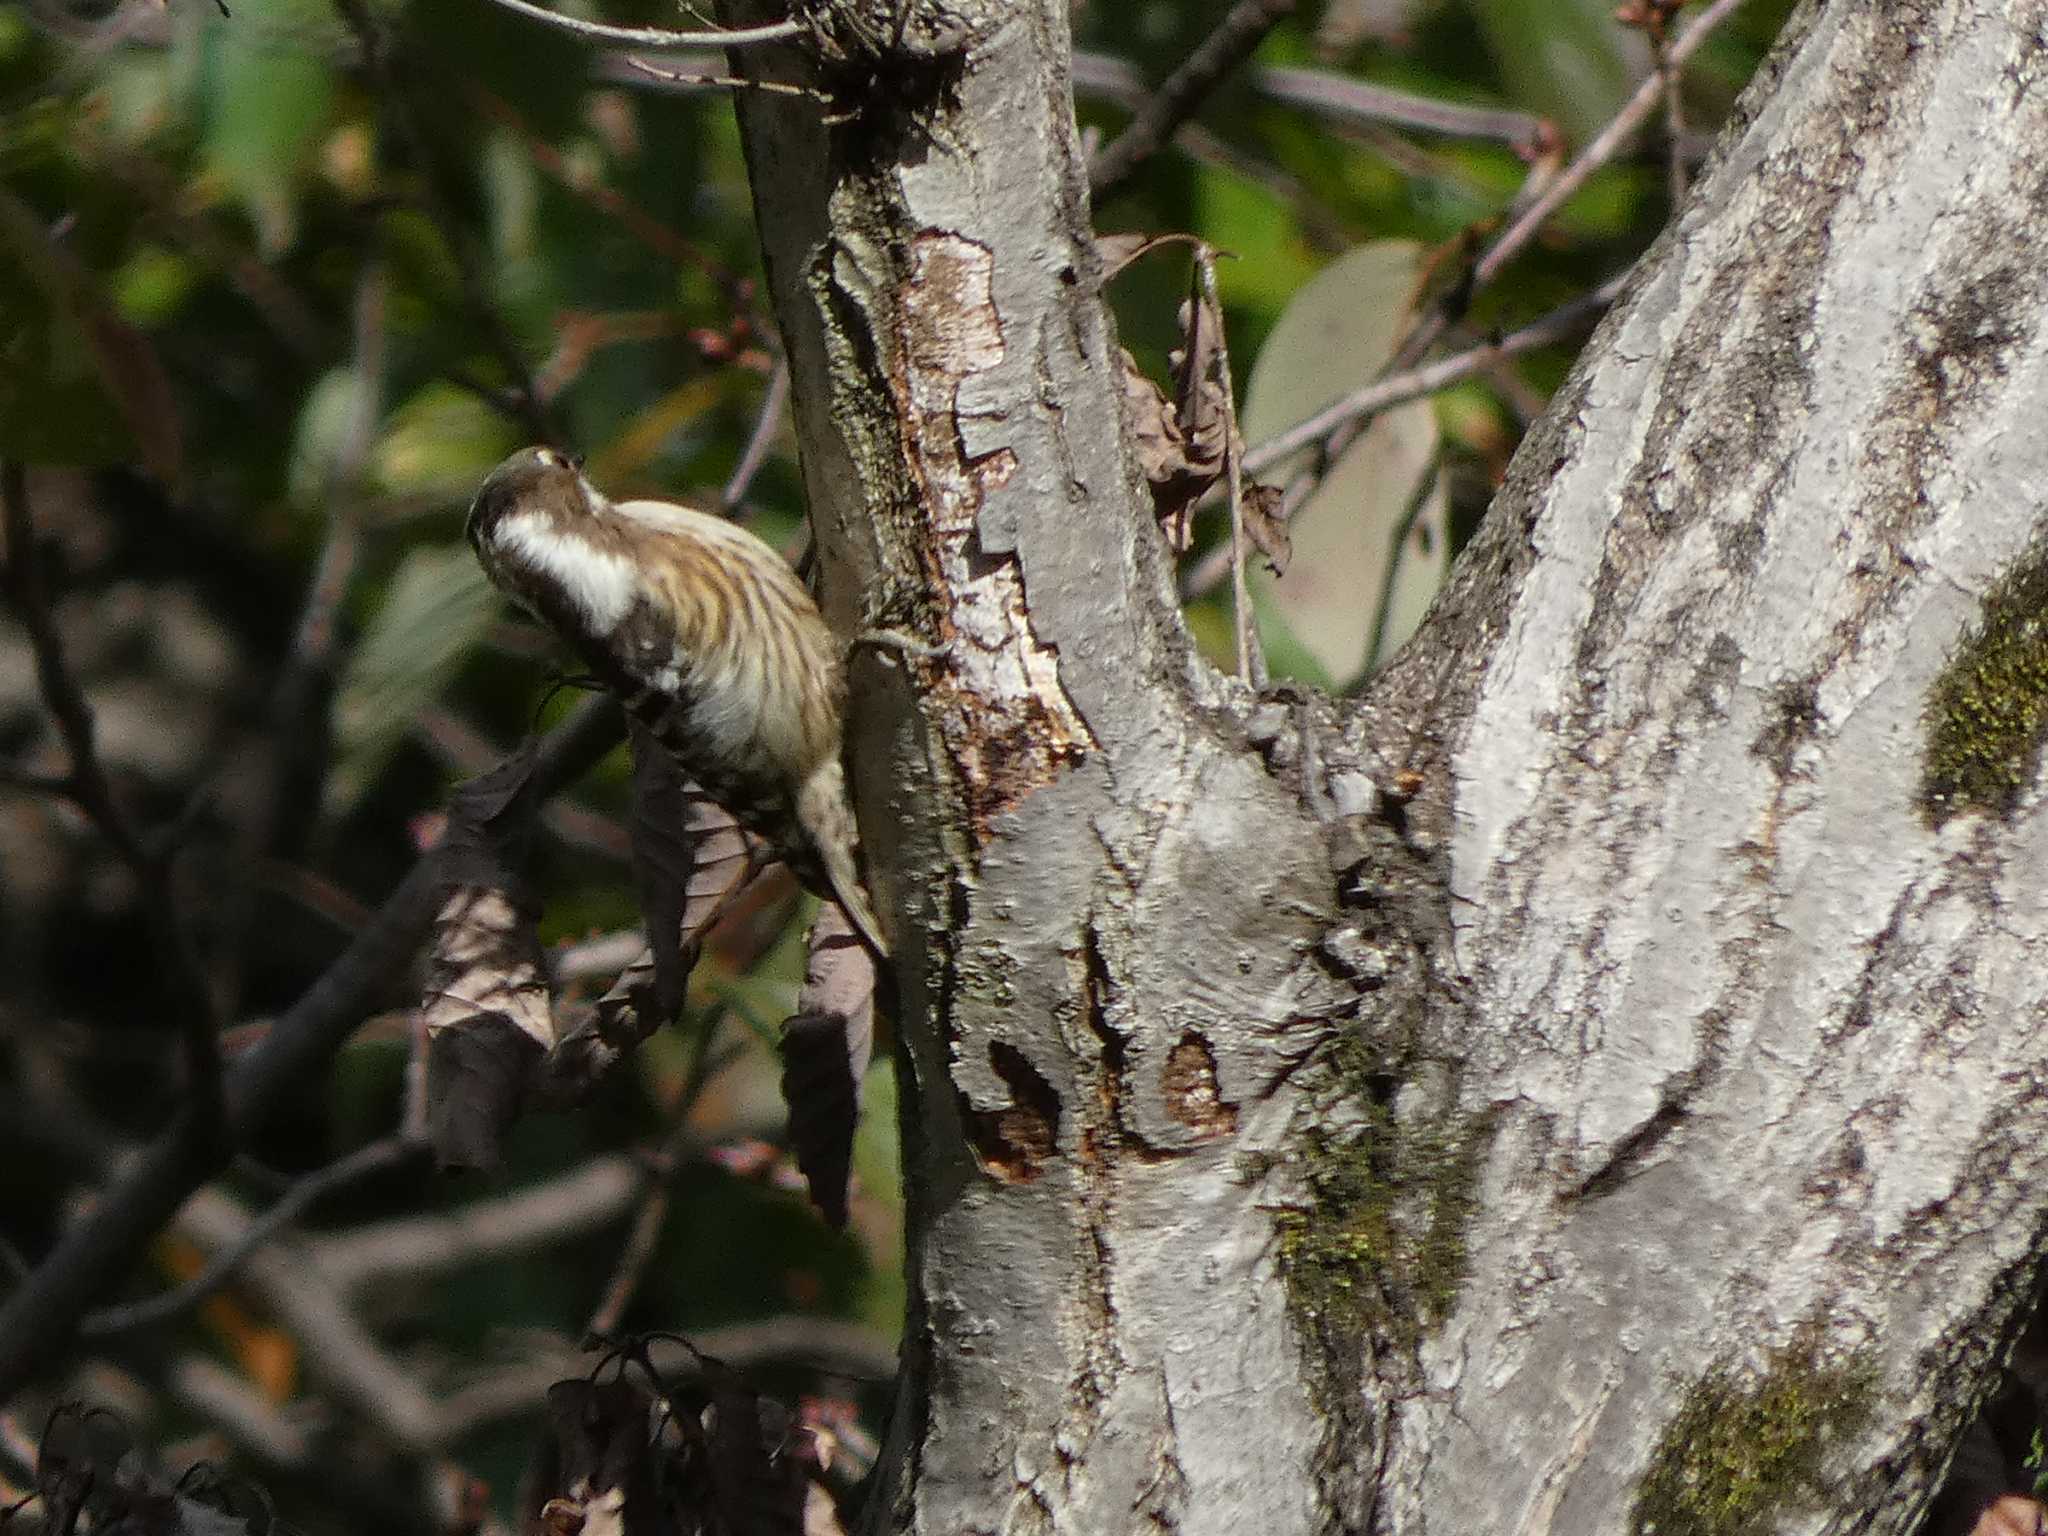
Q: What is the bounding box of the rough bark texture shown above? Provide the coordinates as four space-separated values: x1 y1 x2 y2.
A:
725 1 2048 1532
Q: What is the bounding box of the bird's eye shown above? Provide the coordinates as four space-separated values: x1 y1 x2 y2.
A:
567 452 587 472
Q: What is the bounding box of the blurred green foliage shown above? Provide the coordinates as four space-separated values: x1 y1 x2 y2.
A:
0 0 1793 1523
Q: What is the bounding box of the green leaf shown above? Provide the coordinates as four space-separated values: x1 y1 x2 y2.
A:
1472 0 1635 147
1195 169 1320 335
0 186 182 480
1256 417 1448 686
326 543 502 814
199 0 339 256
1240 241 1450 686
289 366 376 508
110 244 198 327
372 380 519 498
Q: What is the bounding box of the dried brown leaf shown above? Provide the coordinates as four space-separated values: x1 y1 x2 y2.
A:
420 741 552 1170
628 720 697 1026
1118 347 1199 550
1243 480 1292 574
530 1379 659 1536
594 763 759 1051
779 903 876 1229
1171 277 1232 480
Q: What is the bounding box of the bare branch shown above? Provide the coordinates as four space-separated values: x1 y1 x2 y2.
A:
430 1320 901 1439
1188 248 1262 685
311 1152 641 1294
1245 63 1544 145
165 1357 314 1469
475 0 803 52
585 1188 671 1338
0 762 71 795
1362 446 1443 677
221 263 386 1011
554 928 651 981
722 357 791 510
1471 0 1744 294
1073 50 1543 151
79 1136 426 1338
167 1186 446 1451
1238 270 1626 481
471 87 755 303
0 697 624 1408
1176 274 1623 604
623 53 831 104
1 461 225 1125
1089 0 1298 200
2 463 147 869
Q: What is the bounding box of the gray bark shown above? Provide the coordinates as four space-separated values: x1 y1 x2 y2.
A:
725 1 2048 1532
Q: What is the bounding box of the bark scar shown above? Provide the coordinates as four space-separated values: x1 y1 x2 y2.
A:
890 229 1095 841
963 1039 1061 1184
1162 1031 1240 1141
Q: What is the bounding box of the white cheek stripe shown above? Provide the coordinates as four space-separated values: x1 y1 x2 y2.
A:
492 512 639 633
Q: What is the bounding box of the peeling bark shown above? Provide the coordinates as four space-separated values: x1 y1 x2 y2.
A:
721 0 2048 1532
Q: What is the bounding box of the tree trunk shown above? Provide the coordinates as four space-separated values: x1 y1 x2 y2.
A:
727 1 2048 1531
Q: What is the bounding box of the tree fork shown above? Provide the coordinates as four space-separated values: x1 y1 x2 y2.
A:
722 1 2048 1533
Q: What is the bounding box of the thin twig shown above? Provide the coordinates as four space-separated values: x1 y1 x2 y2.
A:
2 465 146 869
1178 274 1624 603
1191 249 1263 686
413 707 631 859
224 263 385 1011
1362 447 1444 677
1072 51 1544 148
585 1187 672 1338
1476 0 1743 294
1363 0 1745 385
0 762 71 794
1 462 225 1121
311 1152 642 1294
1647 9 1691 207
1241 271 1627 479
623 54 829 104
165 1357 313 1470
469 86 751 299
79 1137 427 1338
1089 0 1297 200
722 358 789 510
0 697 625 1407
475 0 802 51
1247 63 1542 145
585 1016 738 1336
554 929 652 981
429 1319 900 1439
163 1184 447 1451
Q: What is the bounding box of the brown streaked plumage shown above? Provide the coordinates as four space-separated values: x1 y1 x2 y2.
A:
467 446 888 957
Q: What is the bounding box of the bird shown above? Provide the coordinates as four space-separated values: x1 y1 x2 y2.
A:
466 446 889 958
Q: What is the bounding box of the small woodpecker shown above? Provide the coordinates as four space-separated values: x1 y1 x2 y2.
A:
467 446 888 958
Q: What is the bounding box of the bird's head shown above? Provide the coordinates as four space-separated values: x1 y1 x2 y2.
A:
466 446 598 552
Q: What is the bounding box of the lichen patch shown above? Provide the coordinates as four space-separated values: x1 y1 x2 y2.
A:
1631 1333 1875 1536
1920 531 2048 827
